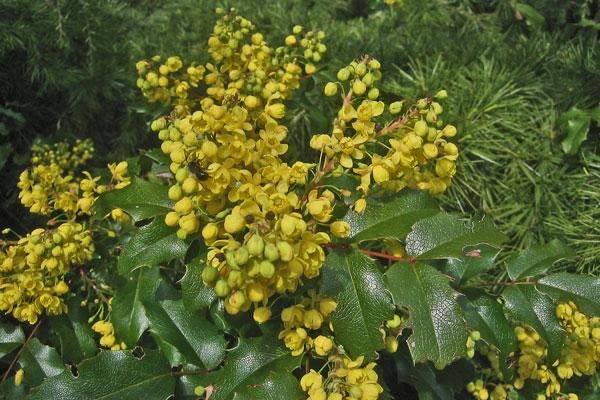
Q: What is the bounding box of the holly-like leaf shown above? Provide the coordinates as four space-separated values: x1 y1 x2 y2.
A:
405 214 507 260
49 300 97 364
506 240 575 280
462 292 517 379
320 250 394 359
343 190 439 242
180 256 216 311
385 263 468 365
176 367 221 399
18 338 65 387
394 345 465 400
537 273 600 315
558 106 600 156
118 216 189 275
27 350 175 400
501 285 565 362
443 244 499 286
144 298 226 369
94 177 172 222
211 336 302 400
112 267 161 347
0 323 24 359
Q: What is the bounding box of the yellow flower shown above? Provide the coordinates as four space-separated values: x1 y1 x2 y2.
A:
253 307 272 324
313 335 334 356
279 328 307 356
303 309 324 330
300 370 323 391
330 221 350 237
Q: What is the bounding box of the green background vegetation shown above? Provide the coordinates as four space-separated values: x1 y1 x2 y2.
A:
1 0 598 272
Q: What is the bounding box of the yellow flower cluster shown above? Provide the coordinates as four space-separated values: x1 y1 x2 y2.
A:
136 10 352 318
314 59 458 206
0 221 93 324
277 291 337 356
301 355 384 400
137 8 325 115
468 302 599 400
91 319 127 351
554 301 600 379
17 139 102 216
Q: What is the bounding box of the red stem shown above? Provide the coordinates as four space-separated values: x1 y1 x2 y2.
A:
322 243 416 264
358 249 416 264
0 320 42 384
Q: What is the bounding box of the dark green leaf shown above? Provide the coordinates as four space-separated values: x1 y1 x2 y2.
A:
0 323 24 359
112 267 161 347
211 337 301 400
176 367 221 399
385 263 468 365
537 273 600 315
394 349 454 400
513 3 545 26
405 214 507 260
0 378 26 399
180 256 216 311
27 350 175 400
343 190 439 242
145 298 226 369
443 244 499 285
118 216 189 275
18 338 65 387
94 177 173 222
506 240 575 280
558 107 593 156
0 142 12 170
320 250 394 359
501 285 564 362
49 301 97 364
462 292 517 379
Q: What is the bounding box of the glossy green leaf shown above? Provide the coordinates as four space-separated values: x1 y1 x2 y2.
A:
537 273 600 315
211 337 302 400
405 214 507 260
513 3 545 26
462 292 517 379
558 106 599 156
145 298 226 369
501 285 565 362
49 301 97 364
506 240 575 280
320 250 394 359
94 177 172 222
118 216 189 275
18 338 65 387
443 244 499 285
0 323 24 359
27 350 175 400
343 190 439 242
180 256 216 311
385 263 468 365
112 267 161 347
394 345 472 400
175 367 221 399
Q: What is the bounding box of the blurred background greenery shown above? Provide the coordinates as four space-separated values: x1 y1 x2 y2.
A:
1 0 598 272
